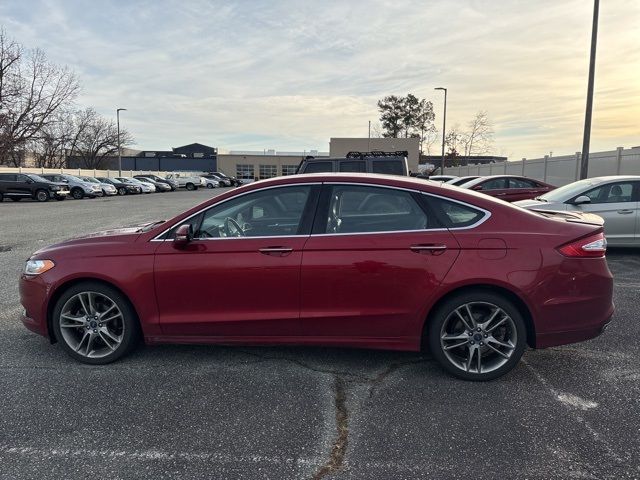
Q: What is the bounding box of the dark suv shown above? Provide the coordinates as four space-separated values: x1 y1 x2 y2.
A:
296 151 409 176
0 173 70 202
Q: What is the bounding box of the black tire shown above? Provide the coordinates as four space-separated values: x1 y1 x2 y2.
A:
117 187 126 196
35 189 50 202
0 192 3 202
206 183 214 189
11 197 21 202
71 188 84 200
52 281 141 365
427 290 527 381
186 183 195 191
219 181 225 188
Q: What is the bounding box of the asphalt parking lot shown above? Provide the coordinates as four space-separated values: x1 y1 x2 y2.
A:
0 190 638 480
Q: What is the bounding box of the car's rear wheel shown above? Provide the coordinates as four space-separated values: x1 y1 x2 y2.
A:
52 282 140 364
71 188 84 199
185 183 195 191
428 291 526 381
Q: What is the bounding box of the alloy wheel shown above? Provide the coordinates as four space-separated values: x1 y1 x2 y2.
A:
440 301 517 375
58 291 125 358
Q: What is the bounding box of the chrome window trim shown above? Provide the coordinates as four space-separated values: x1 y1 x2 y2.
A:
151 180 491 242
151 182 322 241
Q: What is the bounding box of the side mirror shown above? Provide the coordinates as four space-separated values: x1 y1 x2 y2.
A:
174 224 193 247
573 195 591 205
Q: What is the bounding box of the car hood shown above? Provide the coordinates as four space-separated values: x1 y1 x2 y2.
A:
30 221 163 258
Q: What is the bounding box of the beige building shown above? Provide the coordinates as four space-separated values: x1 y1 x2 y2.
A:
217 153 308 180
329 137 420 173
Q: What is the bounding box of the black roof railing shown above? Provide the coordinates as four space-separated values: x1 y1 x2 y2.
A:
345 150 408 159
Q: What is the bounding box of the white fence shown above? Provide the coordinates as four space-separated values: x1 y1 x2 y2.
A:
0 166 171 178
442 146 640 186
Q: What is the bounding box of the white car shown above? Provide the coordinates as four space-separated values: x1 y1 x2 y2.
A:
116 177 156 193
165 172 206 190
80 176 117 196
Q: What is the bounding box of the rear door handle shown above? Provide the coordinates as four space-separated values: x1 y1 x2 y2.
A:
259 247 293 256
617 209 634 214
410 244 447 255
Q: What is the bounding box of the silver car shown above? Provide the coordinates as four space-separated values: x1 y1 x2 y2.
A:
80 176 117 196
515 175 640 246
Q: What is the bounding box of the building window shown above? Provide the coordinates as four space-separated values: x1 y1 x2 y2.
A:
236 164 255 180
281 165 298 176
259 164 278 179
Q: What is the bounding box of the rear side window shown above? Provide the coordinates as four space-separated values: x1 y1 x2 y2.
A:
0 174 16 181
303 161 333 173
427 196 486 228
339 161 366 172
371 160 404 176
323 185 430 234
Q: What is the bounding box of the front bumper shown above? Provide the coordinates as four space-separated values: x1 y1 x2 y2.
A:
19 275 49 339
52 190 69 199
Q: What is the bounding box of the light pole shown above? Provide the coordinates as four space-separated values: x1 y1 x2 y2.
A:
116 108 127 176
434 87 447 174
579 0 599 179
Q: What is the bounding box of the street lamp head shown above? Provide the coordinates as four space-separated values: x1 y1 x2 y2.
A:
117 108 127 113
434 87 446 92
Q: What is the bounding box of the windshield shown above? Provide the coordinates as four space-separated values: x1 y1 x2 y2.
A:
26 174 49 182
538 179 595 202
82 177 100 183
64 175 83 182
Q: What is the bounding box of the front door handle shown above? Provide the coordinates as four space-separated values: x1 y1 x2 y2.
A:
617 209 634 214
410 244 447 255
259 247 293 256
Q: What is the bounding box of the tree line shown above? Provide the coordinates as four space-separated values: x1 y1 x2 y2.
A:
376 94 494 159
0 28 133 169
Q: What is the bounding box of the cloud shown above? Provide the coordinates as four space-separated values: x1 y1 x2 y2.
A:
1 0 638 158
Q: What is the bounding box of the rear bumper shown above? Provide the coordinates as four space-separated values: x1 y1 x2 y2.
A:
535 308 613 348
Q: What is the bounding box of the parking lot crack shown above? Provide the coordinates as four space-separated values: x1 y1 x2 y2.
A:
311 376 349 480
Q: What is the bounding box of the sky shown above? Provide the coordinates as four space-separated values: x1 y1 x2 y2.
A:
1 0 638 159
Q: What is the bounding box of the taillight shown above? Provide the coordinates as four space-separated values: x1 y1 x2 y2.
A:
557 232 607 258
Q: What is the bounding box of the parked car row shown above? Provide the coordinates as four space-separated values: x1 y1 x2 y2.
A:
0 171 242 202
427 173 640 246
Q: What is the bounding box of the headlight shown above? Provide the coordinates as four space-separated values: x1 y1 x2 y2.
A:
49 186 60 191
24 259 55 276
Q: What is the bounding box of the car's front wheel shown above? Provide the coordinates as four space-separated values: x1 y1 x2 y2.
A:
117 187 126 195
428 291 527 381
52 282 140 364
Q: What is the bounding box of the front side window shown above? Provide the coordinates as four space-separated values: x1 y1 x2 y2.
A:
323 185 429 234
509 178 536 188
196 185 312 238
480 178 507 190
582 182 635 204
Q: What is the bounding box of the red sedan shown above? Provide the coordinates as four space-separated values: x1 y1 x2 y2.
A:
19 174 613 380
459 175 556 202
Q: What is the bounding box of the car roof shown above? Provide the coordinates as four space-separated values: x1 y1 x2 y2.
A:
580 175 640 183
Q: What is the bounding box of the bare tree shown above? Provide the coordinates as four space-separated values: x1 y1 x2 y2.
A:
444 124 463 155
461 111 494 158
31 109 78 168
71 108 133 169
0 28 79 165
